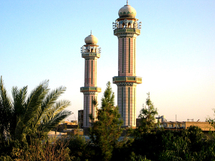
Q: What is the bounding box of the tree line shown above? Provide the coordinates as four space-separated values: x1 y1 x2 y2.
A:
1 78 215 161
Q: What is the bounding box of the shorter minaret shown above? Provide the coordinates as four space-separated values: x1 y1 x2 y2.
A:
80 33 101 128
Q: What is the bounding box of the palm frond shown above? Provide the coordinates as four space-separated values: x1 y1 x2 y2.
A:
41 86 66 110
24 80 49 125
51 100 71 117
0 76 12 110
38 100 70 126
0 77 72 141
34 87 66 125
14 116 25 141
12 86 28 116
32 87 68 129
39 110 71 133
0 76 13 139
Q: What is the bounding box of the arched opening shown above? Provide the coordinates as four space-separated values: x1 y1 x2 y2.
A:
128 22 131 28
131 22 133 28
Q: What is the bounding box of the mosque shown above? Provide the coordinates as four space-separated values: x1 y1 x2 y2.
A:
80 1 142 129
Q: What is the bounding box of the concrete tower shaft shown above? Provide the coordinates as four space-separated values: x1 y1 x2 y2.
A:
112 3 142 128
83 52 99 87
80 34 101 128
118 36 136 76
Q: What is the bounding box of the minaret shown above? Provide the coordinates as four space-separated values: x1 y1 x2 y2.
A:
80 33 101 128
112 2 142 128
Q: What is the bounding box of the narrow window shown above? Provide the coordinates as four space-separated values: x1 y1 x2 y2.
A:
121 87 123 118
122 38 124 73
86 60 89 84
128 87 130 125
86 96 88 126
91 96 93 116
134 39 136 74
134 88 135 125
128 22 131 28
91 60 93 84
129 38 130 73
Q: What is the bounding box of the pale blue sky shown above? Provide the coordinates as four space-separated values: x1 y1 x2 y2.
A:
0 0 214 121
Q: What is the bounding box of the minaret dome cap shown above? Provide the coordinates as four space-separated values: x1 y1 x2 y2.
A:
85 34 98 45
118 4 136 18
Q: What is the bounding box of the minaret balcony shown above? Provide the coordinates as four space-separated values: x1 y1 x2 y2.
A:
82 52 100 58
113 76 142 84
114 28 140 36
80 87 101 93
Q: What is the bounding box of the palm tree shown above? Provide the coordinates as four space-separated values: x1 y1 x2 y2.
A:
0 76 71 142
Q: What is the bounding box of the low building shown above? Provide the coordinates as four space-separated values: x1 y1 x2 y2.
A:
160 121 215 132
67 129 84 136
136 116 215 132
56 121 78 132
64 120 77 125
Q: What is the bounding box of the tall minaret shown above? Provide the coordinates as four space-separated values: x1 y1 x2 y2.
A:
112 2 142 128
80 33 101 128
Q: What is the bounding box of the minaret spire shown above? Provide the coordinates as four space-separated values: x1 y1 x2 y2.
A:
80 34 101 129
112 3 142 128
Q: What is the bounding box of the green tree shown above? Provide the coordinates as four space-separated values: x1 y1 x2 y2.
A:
89 81 123 161
207 109 215 129
0 76 71 143
137 93 158 134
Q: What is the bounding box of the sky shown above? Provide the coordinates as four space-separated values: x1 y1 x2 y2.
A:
0 0 214 122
